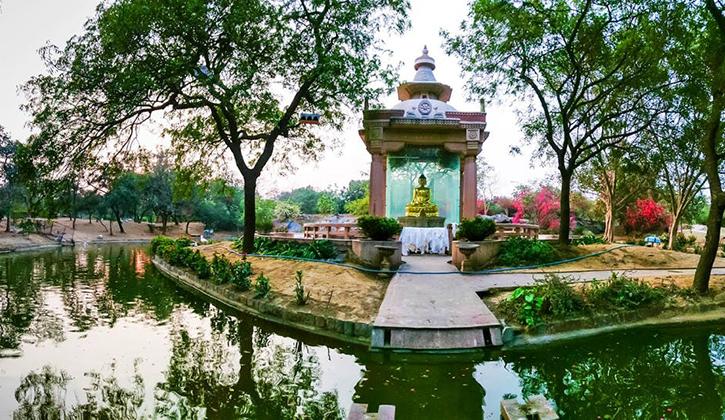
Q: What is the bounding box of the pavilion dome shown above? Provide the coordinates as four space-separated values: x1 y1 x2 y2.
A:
394 46 455 119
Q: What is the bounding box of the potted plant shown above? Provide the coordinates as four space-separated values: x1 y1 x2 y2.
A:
451 217 500 271
350 216 403 270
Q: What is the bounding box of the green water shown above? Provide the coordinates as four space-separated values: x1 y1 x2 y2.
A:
0 246 724 419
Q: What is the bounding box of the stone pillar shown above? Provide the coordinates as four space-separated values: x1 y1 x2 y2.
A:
369 153 387 216
461 155 477 219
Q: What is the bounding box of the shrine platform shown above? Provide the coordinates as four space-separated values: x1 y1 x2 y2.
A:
372 255 502 351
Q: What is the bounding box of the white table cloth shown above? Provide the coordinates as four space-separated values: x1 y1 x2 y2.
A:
399 227 450 256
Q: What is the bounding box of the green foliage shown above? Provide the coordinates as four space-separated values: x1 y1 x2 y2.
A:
274 201 301 221
231 260 253 291
356 216 402 241
585 273 667 310
152 236 210 279
500 274 585 327
573 232 606 245
242 237 337 260
254 274 271 299
456 217 496 241
672 233 698 252
277 187 321 214
497 237 557 267
316 193 339 215
211 253 234 284
345 194 369 216
294 271 310 306
500 273 673 328
17 219 37 234
255 199 276 233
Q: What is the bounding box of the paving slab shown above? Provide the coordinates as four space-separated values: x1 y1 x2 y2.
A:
374 256 499 329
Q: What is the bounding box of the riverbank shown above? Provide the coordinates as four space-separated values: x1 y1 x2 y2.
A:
152 254 381 346
484 273 725 347
0 218 241 253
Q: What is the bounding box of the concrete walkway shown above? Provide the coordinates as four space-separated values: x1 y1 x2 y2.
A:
372 255 725 350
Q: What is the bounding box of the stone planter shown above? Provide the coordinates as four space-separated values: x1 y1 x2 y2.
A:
350 239 402 270
451 239 502 271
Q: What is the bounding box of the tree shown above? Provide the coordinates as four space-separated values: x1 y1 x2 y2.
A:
0 126 20 231
446 0 673 244
105 172 144 234
316 193 338 215
278 187 322 214
693 0 725 293
145 158 175 234
578 148 653 242
24 0 409 253
646 109 706 249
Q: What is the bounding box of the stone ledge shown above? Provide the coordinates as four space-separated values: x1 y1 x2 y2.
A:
152 257 372 347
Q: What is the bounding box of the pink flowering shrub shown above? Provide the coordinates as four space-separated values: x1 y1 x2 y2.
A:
624 198 669 233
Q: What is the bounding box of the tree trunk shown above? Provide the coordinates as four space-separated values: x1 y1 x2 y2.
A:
115 212 125 233
185 220 191 235
5 214 10 232
558 171 572 245
162 215 168 234
667 212 682 250
603 201 615 243
109 216 113 236
241 175 258 253
693 199 724 293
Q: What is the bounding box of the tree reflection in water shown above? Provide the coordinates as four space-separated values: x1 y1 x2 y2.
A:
13 312 343 419
504 328 725 418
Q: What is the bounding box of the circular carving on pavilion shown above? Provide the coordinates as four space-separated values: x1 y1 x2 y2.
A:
418 99 432 115
467 129 479 140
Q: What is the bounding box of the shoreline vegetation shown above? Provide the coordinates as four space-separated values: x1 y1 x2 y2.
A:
487 272 725 346
150 236 386 345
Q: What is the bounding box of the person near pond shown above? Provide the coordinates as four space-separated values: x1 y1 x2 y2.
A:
405 174 439 217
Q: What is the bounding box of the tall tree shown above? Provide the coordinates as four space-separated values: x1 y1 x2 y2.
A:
646 109 706 249
23 0 408 252
0 126 19 232
578 148 653 242
446 0 672 244
694 0 725 293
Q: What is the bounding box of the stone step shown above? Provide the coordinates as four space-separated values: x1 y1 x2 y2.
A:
371 325 502 350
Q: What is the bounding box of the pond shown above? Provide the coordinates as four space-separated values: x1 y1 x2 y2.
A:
0 245 724 419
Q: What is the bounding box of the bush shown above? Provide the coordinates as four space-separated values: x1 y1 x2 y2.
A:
456 217 496 241
499 274 586 327
231 260 253 291
672 233 697 252
585 273 666 310
211 253 234 284
497 237 557 267
294 270 310 305
152 236 210 279
238 237 337 260
254 274 271 299
572 231 606 245
356 216 402 241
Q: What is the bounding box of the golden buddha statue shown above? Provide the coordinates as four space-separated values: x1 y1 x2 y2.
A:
405 174 439 217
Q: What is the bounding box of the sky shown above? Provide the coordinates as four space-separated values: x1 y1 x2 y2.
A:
0 0 553 197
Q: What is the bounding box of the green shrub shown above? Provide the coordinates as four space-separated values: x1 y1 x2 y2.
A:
294 270 310 305
152 236 211 279
211 253 234 284
672 233 697 252
356 216 402 241
254 274 271 299
231 260 253 291
585 273 666 310
499 274 585 327
497 237 557 267
572 232 606 245
455 218 496 241
235 237 337 260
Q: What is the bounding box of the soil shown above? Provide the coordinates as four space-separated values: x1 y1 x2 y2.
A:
196 242 387 324
526 244 725 272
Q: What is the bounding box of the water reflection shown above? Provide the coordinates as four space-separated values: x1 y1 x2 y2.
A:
2 246 725 419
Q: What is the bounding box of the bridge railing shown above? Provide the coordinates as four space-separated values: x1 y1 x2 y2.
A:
303 223 361 240
491 223 540 240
